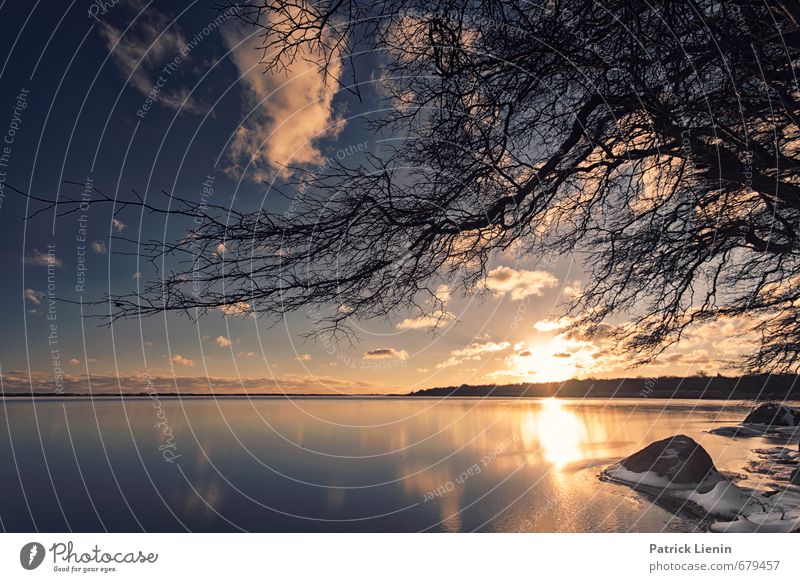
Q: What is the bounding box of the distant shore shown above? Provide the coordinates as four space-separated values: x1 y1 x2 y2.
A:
407 374 800 400
2 374 799 400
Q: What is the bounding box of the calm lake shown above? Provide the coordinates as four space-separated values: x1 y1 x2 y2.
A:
0 397 783 532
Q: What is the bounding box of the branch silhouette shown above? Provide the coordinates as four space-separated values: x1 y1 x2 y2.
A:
23 0 800 370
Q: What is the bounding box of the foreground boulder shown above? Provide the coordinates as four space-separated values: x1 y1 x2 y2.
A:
602 435 800 530
743 402 800 427
603 435 722 490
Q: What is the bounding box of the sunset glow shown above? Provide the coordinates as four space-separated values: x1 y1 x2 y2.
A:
505 337 594 384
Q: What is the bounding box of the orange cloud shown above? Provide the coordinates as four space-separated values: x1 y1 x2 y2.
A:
222 16 344 179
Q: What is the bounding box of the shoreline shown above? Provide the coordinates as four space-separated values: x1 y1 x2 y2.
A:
2 394 800 403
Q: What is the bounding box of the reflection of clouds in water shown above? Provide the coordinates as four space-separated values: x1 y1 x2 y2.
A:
397 461 466 531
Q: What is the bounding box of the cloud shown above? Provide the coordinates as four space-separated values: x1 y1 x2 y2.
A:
98 4 206 115
564 323 617 342
24 249 62 267
221 16 344 179
171 354 195 367
396 311 455 331
296 354 312 362
656 349 715 367
396 284 456 330
91 240 108 254
434 284 451 304
437 340 511 368
214 335 231 347
533 317 572 332
112 218 127 232
25 288 43 305
563 281 582 298
486 266 558 300
0 369 373 395
487 313 758 384
67 358 81 366
364 348 409 360
132 272 142 280
216 302 252 316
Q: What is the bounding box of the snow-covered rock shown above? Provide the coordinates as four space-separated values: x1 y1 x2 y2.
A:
708 424 771 438
709 402 800 438
603 435 722 490
602 435 800 532
743 402 800 427
712 509 800 533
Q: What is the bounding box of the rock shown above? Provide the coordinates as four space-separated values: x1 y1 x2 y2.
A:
743 403 800 427
602 435 800 528
614 434 721 487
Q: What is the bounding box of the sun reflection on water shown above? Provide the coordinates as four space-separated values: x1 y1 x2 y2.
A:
531 398 587 469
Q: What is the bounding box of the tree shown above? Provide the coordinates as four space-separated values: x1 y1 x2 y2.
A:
36 1 800 370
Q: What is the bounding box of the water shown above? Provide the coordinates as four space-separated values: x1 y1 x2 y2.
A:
0 397 784 532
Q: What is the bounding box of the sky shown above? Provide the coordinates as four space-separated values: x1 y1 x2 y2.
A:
0 1 749 395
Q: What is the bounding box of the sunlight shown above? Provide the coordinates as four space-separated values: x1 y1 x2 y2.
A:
534 399 586 469
508 337 593 383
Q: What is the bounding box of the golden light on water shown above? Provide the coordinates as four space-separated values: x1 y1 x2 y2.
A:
530 398 587 470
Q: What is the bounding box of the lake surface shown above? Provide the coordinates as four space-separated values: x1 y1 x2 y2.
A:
0 397 787 532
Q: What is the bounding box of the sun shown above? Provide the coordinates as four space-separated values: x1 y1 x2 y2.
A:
508 336 594 383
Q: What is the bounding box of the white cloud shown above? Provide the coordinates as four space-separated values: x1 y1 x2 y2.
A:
171 354 195 367
486 266 558 300
215 335 232 347
395 311 455 331
221 17 344 179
